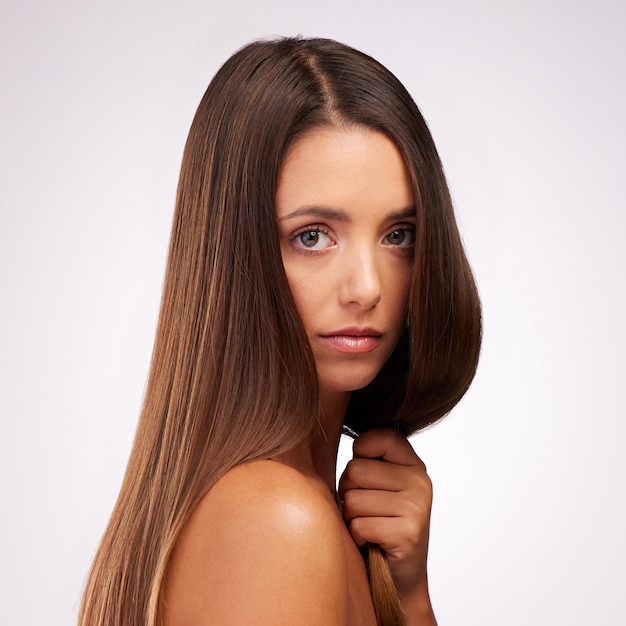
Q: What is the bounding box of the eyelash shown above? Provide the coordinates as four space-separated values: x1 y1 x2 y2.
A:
383 224 416 250
287 223 416 256
288 224 332 255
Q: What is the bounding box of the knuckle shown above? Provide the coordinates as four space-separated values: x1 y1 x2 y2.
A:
349 457 368 478
342 489 358 510
417 470 432 493
423 474 433 499
399 517 422 548
410 467 432 493
349 517 366 543
342 459 361 482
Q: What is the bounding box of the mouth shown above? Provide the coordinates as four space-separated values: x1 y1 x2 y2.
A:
318 327 383 353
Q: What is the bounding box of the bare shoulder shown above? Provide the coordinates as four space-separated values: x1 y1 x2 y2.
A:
163 460 349 625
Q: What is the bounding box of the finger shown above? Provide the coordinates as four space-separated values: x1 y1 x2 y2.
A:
341 487 421 523
347 515 419 551
346 516 391 548
338 457 430 498
354 429 425 470
338 458 401 496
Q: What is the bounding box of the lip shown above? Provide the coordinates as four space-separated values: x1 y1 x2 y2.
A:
318 327 383 354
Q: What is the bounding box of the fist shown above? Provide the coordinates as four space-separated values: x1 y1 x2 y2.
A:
338 428 433 597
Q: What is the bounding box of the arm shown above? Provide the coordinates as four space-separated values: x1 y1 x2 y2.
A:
164 461 349 625
339 429 437 626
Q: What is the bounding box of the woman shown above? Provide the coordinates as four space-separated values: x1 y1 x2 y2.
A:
79 37 481 625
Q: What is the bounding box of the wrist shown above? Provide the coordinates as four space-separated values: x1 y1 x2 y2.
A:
400 575 437 626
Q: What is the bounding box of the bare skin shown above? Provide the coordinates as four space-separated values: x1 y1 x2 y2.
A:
339 429 437 625
164 459 376 625
163 127 437 624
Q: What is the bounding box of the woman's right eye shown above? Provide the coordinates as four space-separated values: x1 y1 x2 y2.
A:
290 226 332 252
299 230 321 247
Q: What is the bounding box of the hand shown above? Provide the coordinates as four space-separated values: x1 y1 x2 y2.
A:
338 428 433 601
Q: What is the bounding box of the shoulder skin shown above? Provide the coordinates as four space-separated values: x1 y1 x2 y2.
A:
162 459 350 625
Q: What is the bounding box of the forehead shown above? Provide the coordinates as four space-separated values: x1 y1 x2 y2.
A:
276 126 413 216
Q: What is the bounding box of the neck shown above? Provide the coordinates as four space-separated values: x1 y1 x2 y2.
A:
272 391 351 497
311 391 351 493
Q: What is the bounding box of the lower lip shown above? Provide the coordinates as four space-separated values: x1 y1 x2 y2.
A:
319 335 382 353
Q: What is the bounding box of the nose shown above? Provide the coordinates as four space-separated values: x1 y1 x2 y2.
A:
338 246 382 310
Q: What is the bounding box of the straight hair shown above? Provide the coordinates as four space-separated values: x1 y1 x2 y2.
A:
79 37 481 626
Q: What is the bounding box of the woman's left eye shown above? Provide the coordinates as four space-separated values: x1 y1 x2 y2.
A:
384 227 415 247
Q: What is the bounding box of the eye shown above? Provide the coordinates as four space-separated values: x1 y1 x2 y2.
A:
299 230 322 247
290 225 333 252
384 226 415 247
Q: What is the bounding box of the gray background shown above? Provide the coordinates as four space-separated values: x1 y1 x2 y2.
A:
1 0 625 624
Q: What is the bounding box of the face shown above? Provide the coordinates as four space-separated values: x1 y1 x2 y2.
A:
276 126 415 395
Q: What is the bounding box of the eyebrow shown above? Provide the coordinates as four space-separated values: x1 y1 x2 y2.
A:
278 205 416 222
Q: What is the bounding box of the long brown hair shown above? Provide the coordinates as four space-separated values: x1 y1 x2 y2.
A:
79 37 481 626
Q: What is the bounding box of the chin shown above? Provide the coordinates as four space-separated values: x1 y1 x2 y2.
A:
317 367 380 394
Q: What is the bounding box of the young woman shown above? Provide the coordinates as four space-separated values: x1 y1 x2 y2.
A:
79 37 481 626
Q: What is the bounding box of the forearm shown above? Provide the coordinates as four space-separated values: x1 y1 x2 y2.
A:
401 579 437 626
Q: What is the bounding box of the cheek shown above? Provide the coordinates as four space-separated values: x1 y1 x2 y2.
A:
282 262 327 328
288 283 312 326
383 262 412 320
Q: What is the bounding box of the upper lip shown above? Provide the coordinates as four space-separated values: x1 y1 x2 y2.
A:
320 326 382 337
